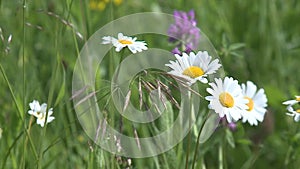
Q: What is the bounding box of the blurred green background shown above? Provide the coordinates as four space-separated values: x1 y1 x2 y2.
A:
0 0 300 168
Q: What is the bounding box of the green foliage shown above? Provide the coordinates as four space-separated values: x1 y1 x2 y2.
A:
0 0 300 168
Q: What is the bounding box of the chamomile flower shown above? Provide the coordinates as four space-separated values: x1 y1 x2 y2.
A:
241 81 268 126
283 96 300 106
102 33 148 53
28 100 55 127
36 108 55 127
285 106 300 122
205 77 248 123
165 51 221 85
283 96 300 122
28 100 47 118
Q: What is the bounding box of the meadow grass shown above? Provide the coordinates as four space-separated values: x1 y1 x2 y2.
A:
0 0 300 168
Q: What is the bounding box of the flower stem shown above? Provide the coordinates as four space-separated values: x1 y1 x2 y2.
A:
192 113 208 169
22 0 27 168
218 142 224 169
185 130 191 169
184 91 193 169
1 131 24 169
0 63 38 167
284 145 292 167
201 156 207 169
0 63 22 117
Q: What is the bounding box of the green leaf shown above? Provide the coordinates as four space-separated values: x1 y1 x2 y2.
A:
230 51 243 58
222 33 229 48
229 43 246 51
237 139 252 146
226 129 235 148
199 112 219 143
292 133 300 142
54 67 66 107
158 101 174 131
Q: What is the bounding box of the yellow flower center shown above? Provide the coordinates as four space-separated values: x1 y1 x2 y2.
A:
296 109 300 114
296 97 300 102
244 97 254 111
182 66 204 78
118 39 133 45
39 113 45 120
219 92 234 108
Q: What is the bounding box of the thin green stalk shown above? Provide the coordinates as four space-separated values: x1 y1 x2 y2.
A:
22 0 26 110
284 123 300 167
284 144 293 167
191 114 208 169
108 3 116 168
177 141 183 166
0 63 37 166
114 50 125 82
37 16 62 169
184 91 193 169
218 142 224 169
185 131 191 169
22 0 27 168
78 0 98 132
1 131 24 169
0 63 38 165
25 127 39 157
88 148 94 169
79 0 90 38
201 156 206 169
0 63 22 117
1 123 38 169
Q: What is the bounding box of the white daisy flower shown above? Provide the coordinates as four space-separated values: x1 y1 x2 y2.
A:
205 77 248 123
285 106 300 122
283 96 300 122
102 33 148 53
283 96 300 106
165 51 221 85
28 100 55 127
36 108 55 127
28 100 47 118
241 81 268 126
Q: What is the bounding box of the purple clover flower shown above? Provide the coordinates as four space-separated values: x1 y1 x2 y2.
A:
220 117 237 131
171 47 181 55
227 122 237 131
168 10 200 55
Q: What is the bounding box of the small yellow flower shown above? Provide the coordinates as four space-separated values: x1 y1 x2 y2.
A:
89 1 98 10
113 0 123 6
89 0 106 11
89 0 122 11
97 1 106 11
